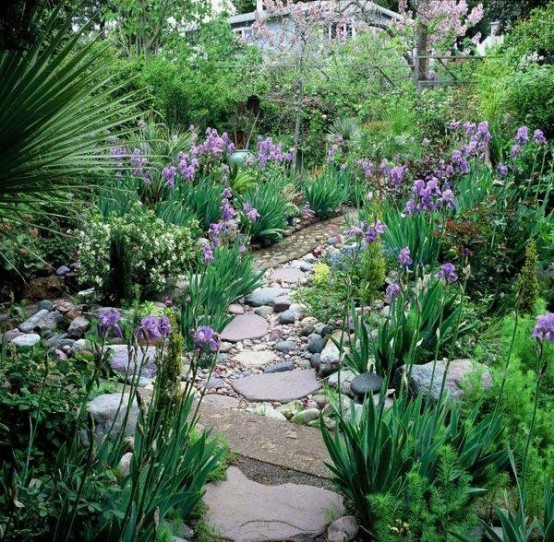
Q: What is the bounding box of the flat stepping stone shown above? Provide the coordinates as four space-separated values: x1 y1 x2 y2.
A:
269 267 305 283
234 350 277 368
202 395 240 409
204 467 344 542
198 401 332 478
231 370 321 402
107 344 158 379
221 314 269 342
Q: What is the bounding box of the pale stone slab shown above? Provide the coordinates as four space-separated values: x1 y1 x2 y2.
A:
231 370 322 402
269 267 305 284
221 314 269 342
234 350 277 368
204 467 344 542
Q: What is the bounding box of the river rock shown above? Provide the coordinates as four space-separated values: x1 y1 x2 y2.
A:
87 392 139 440
350 372 384 399
10 333 41 348
397 359 492 402
67 316 90 338
18 309 50 332
245 287 286 307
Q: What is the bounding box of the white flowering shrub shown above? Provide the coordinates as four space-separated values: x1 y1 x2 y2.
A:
79 203 197 301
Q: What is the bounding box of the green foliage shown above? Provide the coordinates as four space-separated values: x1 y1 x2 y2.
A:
372 278 468 374
474 4 554 138
0 337 223 541
302 171 347 218
0 218 78 291
0 351 93 468
382 207 442 271
240 178 290 244
180 242 265 346
78 205 197 303
294 240 386 323
0 6 141 233
170 177 223 231
322 394 507 538
111 18 261 132
515 240 540 314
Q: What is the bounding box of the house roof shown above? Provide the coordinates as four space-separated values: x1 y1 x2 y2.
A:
228 0 401 26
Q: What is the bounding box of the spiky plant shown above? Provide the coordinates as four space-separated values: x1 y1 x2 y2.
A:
0 5 141 232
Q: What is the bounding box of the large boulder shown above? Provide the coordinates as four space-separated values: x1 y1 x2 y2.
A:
396 359 492 402
87 392 140 441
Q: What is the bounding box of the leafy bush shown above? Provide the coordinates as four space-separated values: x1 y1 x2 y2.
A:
382 206 442 271
79 204 197 302
0 326 223 541
322 394 507 538
165 177 223 231
240 180 289 244
302 171 347 218
516 240 540 314
372 277 470 374
294 241 386 322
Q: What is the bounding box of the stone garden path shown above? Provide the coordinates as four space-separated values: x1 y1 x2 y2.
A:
195 212 359 541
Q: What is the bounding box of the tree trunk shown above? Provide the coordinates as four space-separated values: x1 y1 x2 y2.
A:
292 77 303 172
416 19 429 91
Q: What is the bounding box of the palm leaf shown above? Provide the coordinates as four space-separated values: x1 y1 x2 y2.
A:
0 6 143 228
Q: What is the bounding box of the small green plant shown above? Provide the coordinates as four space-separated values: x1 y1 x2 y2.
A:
515 240 540 315
180 242 265 345
240 179 289 244
302 171 346 218
322 394 507 538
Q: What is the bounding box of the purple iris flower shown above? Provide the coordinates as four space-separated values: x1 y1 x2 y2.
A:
386 282 401 301
533 129 547 145
397 247 413 267
194 326 220 351
498 164 508 178
98 309 123 338
515 126 529 145
137 316 162 341
532 313 554 344
203 244 214 264
435 263 458 283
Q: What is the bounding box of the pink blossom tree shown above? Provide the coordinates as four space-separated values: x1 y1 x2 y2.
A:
253 0 348 168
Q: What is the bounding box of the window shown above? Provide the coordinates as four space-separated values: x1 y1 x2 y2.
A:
233 26 254 41
327 21 354 40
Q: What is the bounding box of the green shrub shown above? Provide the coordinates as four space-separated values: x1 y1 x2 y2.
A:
240 180 289 244
372 277 470 374
382 206 442 272
294 240 386 323
302 171 346 218
322 394 507 538
0 331 223 541
516 240 540 314
79 204 197 302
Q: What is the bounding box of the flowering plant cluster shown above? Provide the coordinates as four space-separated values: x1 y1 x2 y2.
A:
137 315 172 342
79 204 197 300
347 219 385 244
111 126 293 193
203 186 260 264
